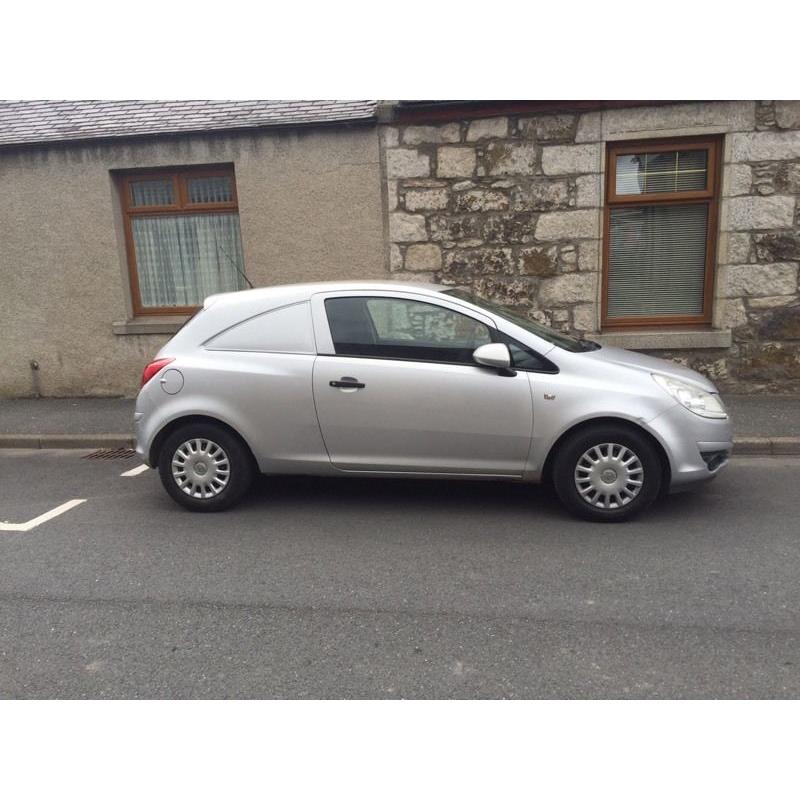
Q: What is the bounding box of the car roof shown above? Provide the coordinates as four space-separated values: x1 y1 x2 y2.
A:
161 279 562 360
203 280 444 310
160 280 453 354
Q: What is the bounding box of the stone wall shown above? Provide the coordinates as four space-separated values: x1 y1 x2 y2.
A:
380 102 800 392
710 101 800 390
382 114 602 337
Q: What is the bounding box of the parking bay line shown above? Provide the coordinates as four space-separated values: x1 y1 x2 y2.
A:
120 464 150 477
0 499 87 532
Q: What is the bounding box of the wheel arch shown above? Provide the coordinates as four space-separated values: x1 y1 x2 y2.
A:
149 414 258 471
540 416 672 491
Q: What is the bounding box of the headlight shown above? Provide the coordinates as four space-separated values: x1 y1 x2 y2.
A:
652 374 727 419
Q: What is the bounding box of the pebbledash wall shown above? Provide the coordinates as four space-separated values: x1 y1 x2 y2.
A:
380 101 800 392
0 125 385 396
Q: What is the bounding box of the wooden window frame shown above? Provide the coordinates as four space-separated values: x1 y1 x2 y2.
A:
602 136 722 330
119 165 240 316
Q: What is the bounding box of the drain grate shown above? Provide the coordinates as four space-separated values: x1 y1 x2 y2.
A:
82 447 137 460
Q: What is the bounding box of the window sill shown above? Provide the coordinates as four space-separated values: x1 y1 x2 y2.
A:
112 316 189 335
587 328 732 351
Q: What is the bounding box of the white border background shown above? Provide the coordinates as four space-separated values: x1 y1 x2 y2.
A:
2 1 797 796
3 0 796 98
2 701 798 797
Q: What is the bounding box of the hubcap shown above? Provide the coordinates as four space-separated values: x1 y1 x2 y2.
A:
171 438 230 499
574 443 644 509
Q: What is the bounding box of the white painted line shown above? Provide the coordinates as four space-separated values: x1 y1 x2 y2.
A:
120 463 150 477
0 498 87 532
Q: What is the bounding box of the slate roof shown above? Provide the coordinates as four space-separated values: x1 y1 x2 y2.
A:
0 100 378 147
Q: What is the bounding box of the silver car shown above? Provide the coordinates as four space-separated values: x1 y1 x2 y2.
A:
134 281 732 522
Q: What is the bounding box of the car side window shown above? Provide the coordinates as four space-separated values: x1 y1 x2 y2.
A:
325 297 492 365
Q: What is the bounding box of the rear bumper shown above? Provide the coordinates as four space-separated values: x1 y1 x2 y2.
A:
646 404 733 490
134 412 149 464
133 390 158 466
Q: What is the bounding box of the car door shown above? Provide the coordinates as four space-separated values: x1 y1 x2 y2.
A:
311 291 534 476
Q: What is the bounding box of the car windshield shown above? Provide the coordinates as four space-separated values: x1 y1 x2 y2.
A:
442 289 599 353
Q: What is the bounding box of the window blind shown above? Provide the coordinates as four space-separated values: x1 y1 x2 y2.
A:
607 203 708 317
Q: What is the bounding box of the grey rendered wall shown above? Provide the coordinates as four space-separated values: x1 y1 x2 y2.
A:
0 124 386 396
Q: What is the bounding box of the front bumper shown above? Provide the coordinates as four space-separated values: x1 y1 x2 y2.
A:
646 403 733 490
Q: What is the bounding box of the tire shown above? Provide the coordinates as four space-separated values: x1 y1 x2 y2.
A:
158 422 255 512
551 423 663 523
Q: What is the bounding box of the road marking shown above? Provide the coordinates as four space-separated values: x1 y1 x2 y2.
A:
120 464 150 477
0 499 87 532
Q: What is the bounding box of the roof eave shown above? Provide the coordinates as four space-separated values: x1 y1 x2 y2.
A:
0 114 377 152
391 100 688 124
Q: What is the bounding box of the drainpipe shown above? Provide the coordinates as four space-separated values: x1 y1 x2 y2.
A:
29 359 41 398
376 101 398 123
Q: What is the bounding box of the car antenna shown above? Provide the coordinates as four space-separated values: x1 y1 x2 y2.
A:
212 235 254 289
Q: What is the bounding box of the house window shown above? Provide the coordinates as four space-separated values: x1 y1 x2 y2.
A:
603 137 721 328
119 166 247 315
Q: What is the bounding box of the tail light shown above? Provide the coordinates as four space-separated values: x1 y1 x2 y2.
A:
141 357 174 388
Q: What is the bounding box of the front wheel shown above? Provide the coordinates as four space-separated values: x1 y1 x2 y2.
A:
158 423 254 512
552 424 663 522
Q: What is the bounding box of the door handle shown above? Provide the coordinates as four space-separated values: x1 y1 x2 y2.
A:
330 377 365 389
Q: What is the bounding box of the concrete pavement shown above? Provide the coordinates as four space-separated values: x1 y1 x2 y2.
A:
0 448 798 698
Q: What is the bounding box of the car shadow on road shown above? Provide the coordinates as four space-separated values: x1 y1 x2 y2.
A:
248 473 562 515
241 473 718 525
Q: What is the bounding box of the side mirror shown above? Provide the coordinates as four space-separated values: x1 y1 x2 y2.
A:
473 342 513 371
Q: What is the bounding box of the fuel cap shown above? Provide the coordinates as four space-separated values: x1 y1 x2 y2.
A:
159 368 184 395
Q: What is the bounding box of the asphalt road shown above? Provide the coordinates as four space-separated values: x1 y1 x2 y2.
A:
0 449 798 698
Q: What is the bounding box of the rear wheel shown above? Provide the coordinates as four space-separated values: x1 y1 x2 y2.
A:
158 423 254 511
552 424 663 522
